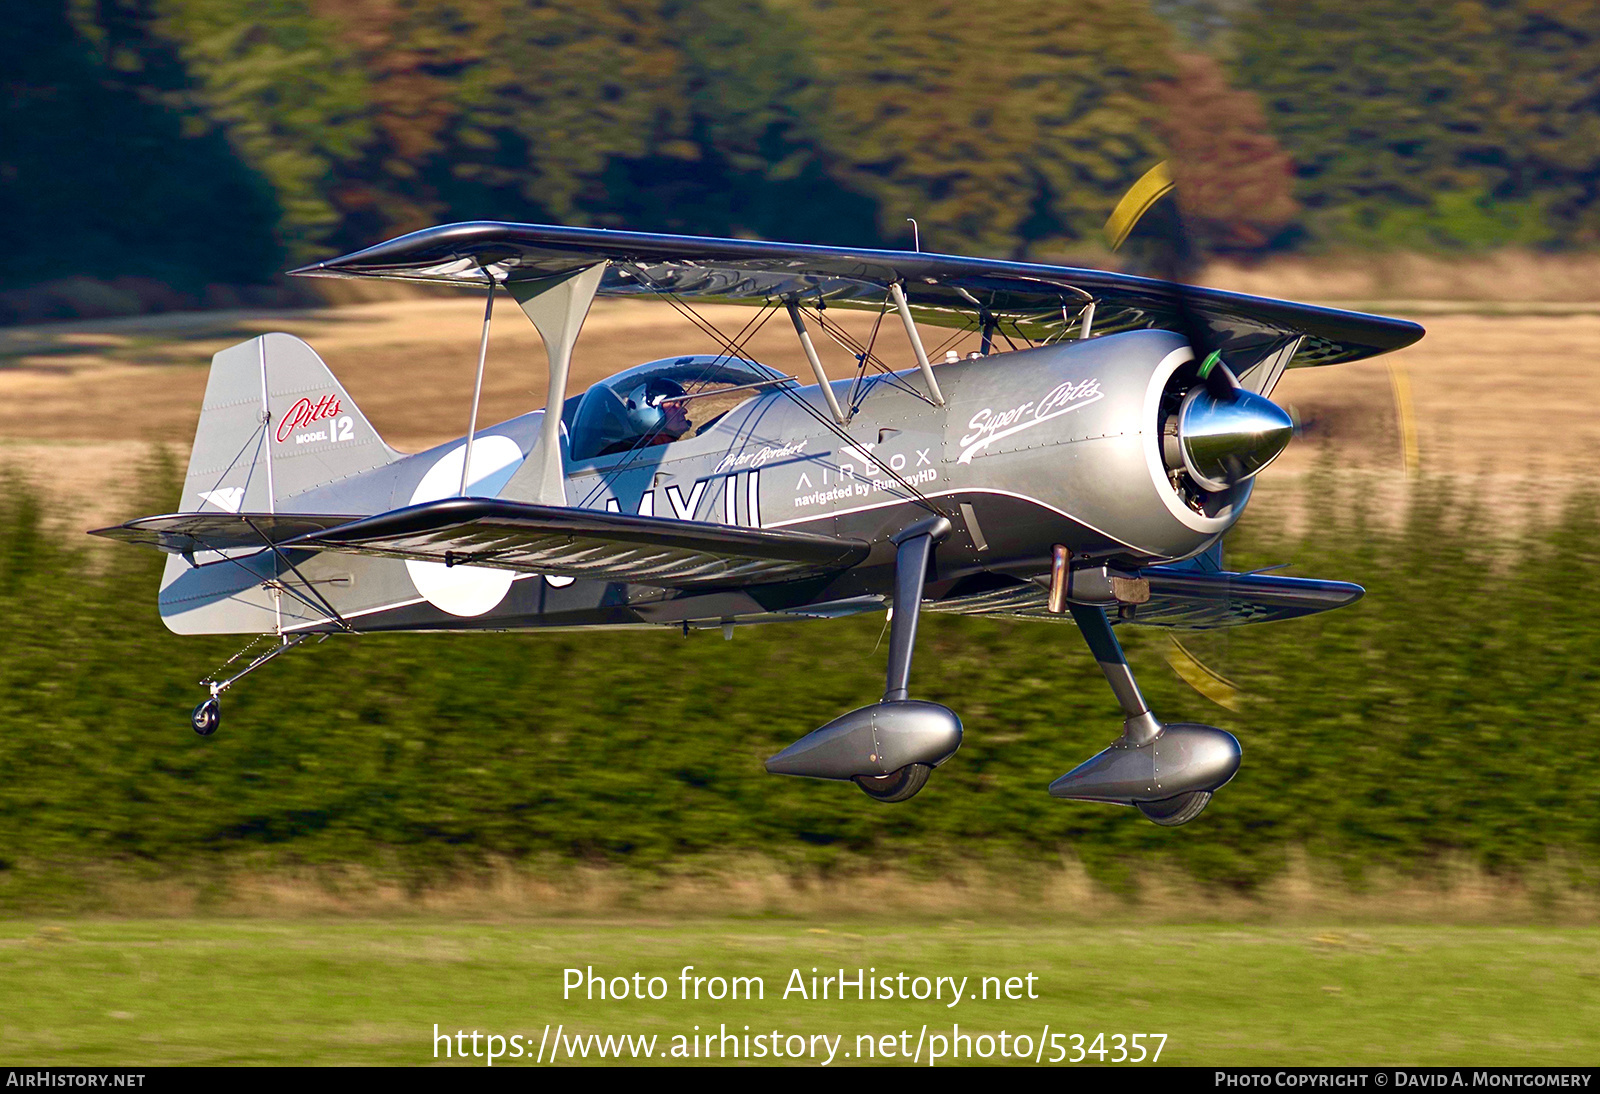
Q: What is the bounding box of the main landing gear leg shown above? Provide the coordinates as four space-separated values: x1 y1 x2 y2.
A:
1048 604 1241 826
190 634 311 737
765 515 963 803
883 518 940 704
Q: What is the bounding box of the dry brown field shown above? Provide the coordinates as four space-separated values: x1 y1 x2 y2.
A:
2 288 1598 531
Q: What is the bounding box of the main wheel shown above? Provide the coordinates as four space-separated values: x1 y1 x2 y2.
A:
191 697 220 737
1137 790 1211 827
854 763 931 803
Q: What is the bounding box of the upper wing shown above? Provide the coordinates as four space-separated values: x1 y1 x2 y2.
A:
928 567 1363 630
298 498 868 589
290 221 1423 370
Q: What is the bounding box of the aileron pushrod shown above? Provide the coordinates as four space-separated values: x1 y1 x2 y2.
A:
889 281 945 406
785 299 849 425
460 275 496 496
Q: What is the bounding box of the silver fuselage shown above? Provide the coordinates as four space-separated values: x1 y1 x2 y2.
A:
159 329 1250 635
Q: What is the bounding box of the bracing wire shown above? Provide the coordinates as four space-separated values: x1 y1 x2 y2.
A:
573 284 784 513
621 266 950 518
808 303 932 407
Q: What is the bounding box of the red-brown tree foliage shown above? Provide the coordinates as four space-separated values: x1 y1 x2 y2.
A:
1151 52 1299 252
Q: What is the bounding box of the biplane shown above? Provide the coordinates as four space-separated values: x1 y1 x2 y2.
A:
92 221 1423 824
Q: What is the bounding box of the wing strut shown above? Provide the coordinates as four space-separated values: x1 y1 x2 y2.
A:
460 273 497 495
1236 335 1302 397
784 298 850 425
889 282 945 406
505 262 606 506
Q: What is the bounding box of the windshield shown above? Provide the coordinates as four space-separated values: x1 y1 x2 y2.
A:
567 355 777 461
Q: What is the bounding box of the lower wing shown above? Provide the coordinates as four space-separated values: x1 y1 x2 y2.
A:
93 498 870 590
928 567 1362 629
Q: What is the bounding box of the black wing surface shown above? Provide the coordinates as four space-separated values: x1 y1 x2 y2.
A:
96 500 868 589
928 567 1363 630
1134 568 1364 628
298 498 869 588
290 221 1423 369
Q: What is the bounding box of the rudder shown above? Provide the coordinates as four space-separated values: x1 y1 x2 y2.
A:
182 333 396 513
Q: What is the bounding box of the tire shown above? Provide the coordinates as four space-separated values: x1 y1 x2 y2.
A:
854 763 932 803
1137 790 1211 826
191 698 220 737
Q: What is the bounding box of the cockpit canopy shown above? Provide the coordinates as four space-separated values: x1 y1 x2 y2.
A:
566 355 777 461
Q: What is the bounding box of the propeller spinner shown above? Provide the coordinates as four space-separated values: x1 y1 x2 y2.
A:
1108 167 1295 495
1174 360 1294 491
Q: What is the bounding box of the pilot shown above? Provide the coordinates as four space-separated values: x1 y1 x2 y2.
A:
625 377 693 447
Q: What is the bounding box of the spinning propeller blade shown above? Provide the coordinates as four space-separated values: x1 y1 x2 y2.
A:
1104 161 1176 252
1105 162 1293 492
1164 635 1241 712
1105 161 1265 707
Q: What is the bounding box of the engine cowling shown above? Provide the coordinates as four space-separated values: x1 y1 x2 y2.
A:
935 330 1291 562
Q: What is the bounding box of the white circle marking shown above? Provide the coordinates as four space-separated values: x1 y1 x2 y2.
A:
405 436 525 617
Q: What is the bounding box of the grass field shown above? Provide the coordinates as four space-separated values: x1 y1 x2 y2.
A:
0 918 1595 1066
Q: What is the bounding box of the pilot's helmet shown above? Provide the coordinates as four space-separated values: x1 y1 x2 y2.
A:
621 377 688 435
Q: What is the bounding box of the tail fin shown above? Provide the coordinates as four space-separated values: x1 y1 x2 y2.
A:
182 333 396 513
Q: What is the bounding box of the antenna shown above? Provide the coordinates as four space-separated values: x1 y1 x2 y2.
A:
906 218 920 252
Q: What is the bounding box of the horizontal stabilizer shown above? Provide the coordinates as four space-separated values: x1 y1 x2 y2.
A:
301 498 869 589
89 512 359 555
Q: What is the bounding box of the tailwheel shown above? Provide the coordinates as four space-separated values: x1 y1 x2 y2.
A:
1136 790 1211 827
854 763 932 803
190 633 311 739
191 697 220 737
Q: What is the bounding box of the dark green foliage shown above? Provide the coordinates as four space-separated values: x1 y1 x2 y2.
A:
0 1 283 289
456 0 881 246
1233 0 1600 249
2 460 1597 886
790 0 1180 256
14 0 1600 309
